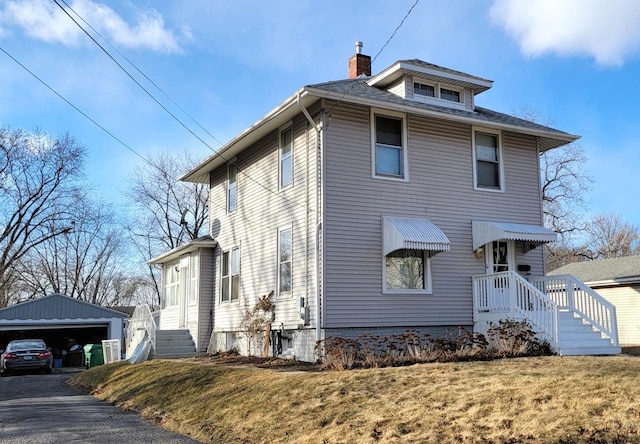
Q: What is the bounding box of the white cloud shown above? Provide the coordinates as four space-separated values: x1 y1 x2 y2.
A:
0 0 185 53
490 0 640 65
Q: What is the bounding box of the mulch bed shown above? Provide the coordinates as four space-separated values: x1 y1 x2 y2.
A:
183 352 322 372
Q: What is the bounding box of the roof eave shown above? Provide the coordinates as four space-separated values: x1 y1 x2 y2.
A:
148 239 218 265
180 88 315 183
367 61 494 93
305 86 580 148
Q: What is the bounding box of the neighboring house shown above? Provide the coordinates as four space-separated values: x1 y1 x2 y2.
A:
154 43 619 361
550 256 640 346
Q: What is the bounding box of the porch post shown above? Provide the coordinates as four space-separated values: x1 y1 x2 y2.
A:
509 272 517 316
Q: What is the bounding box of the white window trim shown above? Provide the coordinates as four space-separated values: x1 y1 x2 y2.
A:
226 160 237 213
276 224 293 298
164 260 180 308
412 79 466 110
220 245 240 304
382 250 433 295
371 108 409 182
278 123 293 190
472 126 505 192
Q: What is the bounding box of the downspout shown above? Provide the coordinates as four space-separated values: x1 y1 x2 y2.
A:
296 93 323 344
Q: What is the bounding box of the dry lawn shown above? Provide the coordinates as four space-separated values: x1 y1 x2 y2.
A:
69 354 640 443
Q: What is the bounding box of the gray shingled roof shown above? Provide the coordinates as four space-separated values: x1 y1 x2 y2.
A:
0 294 129 321
306 78 576 147
398 59 493 83
549 256 640 284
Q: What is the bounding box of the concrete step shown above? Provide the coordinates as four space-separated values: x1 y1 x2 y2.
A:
154 329 197 359
558 346 621 356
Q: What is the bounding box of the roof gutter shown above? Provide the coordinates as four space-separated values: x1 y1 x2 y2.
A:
296 92 323 344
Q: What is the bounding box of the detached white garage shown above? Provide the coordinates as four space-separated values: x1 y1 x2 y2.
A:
0 294 129 366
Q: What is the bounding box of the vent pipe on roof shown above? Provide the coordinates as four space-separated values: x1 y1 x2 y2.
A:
348 41 371 78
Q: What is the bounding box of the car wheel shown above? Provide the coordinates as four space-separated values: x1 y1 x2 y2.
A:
0 370 8 377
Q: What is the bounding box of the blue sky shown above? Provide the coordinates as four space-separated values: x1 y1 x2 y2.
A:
1 0 640 227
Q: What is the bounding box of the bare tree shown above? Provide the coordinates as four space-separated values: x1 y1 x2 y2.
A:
541 143 592 238
0 127 84 307
123 151 209 305
12 198 142 307
514 107 593 239
579 213 640 260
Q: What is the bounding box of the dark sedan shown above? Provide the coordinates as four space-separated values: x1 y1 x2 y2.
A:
1 339 53 376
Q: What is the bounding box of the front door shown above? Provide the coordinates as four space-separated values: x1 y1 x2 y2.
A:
485 240 515 308
486 240 514 274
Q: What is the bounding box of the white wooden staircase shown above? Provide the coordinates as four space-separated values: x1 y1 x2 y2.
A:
473 272 620 356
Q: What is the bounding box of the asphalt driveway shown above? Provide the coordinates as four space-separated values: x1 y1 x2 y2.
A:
0 369 197 443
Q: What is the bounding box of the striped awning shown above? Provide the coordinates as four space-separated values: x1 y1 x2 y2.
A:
382 217 450 256
472 220 557 251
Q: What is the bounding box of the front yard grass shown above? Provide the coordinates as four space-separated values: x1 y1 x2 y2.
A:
70 354 640 443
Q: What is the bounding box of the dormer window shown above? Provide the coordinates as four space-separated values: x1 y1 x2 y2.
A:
413 80 464 105
440 87 461 103
413 82 435 98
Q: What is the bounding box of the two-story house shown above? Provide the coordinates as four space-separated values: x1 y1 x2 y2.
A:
152 43 620 361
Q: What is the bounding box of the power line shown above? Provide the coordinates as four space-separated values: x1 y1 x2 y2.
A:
325 0 420 127
0 46 227 216
53 0 308 213
0 46 151 168
57 0 224 148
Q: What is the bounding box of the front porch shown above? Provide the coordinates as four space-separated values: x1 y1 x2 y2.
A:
473 271 620 355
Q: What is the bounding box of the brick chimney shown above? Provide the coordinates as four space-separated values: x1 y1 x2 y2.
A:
348 41 371 78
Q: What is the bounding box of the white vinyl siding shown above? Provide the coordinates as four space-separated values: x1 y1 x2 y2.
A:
323 100 545 328
590 285 640 345
208 111 319 333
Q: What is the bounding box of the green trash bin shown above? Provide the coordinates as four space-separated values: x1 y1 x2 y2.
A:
83 344 104 369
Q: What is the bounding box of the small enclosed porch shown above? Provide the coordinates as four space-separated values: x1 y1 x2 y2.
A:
471 221 620 356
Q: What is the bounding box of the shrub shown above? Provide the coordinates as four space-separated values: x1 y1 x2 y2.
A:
316 321 552 371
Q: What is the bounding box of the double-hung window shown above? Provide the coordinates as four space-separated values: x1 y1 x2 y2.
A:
278 227 292 296
221 247 240 303
473 129 503 191
385 249 432 293
227 161 237 213
279 127 293 189
372 111 407 180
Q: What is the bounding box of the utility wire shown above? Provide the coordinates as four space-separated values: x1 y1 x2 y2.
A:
0 46 151 167
58 0 224 148
0 46 227 215
325 0 420 127
52 0 308 212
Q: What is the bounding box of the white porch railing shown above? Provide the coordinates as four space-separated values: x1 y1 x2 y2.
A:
126 304 157 362
530 274 619 346
473 271 559 346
